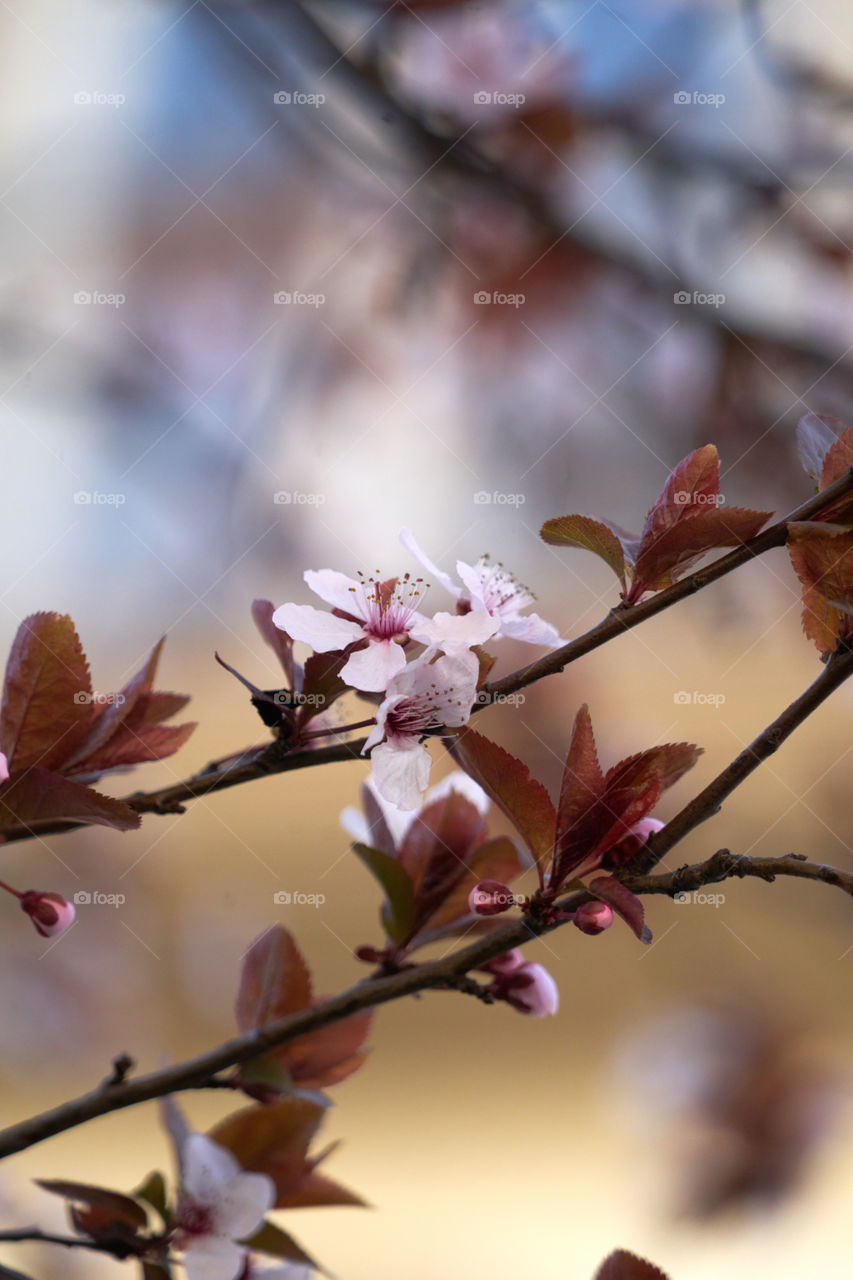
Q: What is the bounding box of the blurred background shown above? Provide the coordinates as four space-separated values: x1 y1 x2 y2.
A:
2 0 853 1276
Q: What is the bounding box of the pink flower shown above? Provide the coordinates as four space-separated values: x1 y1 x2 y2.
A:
362 650 481 809
499 962 560 1017
19 891 76 939
176 1133 275 1280
0 752 8 785
399 528 563 648
468 880 518 916
273 569 496 693
573 900 614 936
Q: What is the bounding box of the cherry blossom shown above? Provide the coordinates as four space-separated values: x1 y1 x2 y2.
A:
175 1133 275 1280
16 890 76 939
362 650 481 809
498 962 560 1017
340 769 490 847
273 569 496 693
399 528 563 647
0 751 8 785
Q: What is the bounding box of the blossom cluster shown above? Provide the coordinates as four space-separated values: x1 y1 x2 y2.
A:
273 530 563 810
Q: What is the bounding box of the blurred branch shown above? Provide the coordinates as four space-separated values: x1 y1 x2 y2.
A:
3 641 853 1158
1 467 851 848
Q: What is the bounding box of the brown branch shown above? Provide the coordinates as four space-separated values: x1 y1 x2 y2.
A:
0 1227 132 1257
624 848 853 898
1 468 851 849
3 632 853 1160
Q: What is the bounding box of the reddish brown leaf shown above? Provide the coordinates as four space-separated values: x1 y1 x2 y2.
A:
640 444 720 549
557 705 604 849
252 599 296 687
632 507 770 594
410 835 524 943
297 649 350 724
209 1100 365 1210
540 515 627 588
37 1180 148 1230
820 425 853 489
0 613 92 772
236 927 312 1032
588 875 651 943
788 522 853 651
272 1009 373 1091
0 768 140 831
67 722 197 777
398 790 489 899
594 1249 671 1280
449 727 556 870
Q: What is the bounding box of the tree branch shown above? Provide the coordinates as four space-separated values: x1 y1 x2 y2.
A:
624 848 853 898
1 468 850 849
2 633 853 1160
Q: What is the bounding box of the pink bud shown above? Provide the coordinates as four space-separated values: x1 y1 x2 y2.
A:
573 900 614 936
0 752 8 785
501 962 559 1017
20 891 76 938
481 948 525 974
468 880 517 916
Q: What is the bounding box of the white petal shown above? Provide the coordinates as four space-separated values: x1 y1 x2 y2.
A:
272 603 363 653
410 610 499 650
340 638 407 692
455 560 489 610
214 1171 275 1240
370 739 432 810
498 612 564 648
425 770 490 816
339 805 369 844
304 568 364 616
360 776 418 845
398 528 461 598
183 1134 243 1204
183 1237 247 1280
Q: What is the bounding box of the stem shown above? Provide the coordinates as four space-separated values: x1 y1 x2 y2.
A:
2 470 851 850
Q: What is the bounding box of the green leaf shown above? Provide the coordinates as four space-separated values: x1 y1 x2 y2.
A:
352 843 417 943
540 515 627 588
132 1171 169 1226
245 1219 323 1272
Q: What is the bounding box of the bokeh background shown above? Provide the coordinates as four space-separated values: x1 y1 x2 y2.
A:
2 0 853 1277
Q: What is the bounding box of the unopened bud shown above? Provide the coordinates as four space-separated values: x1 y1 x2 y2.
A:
0 752 8 785
499 962 559 1017
20 891 76 938
601 816 664 869
480 948 525 974
573 900 614 936
468 880 516 916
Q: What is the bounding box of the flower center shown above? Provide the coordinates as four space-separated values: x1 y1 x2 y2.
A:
385 682 470 739
474 556 534 616
352 571 428 641
176 1199 216 1237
